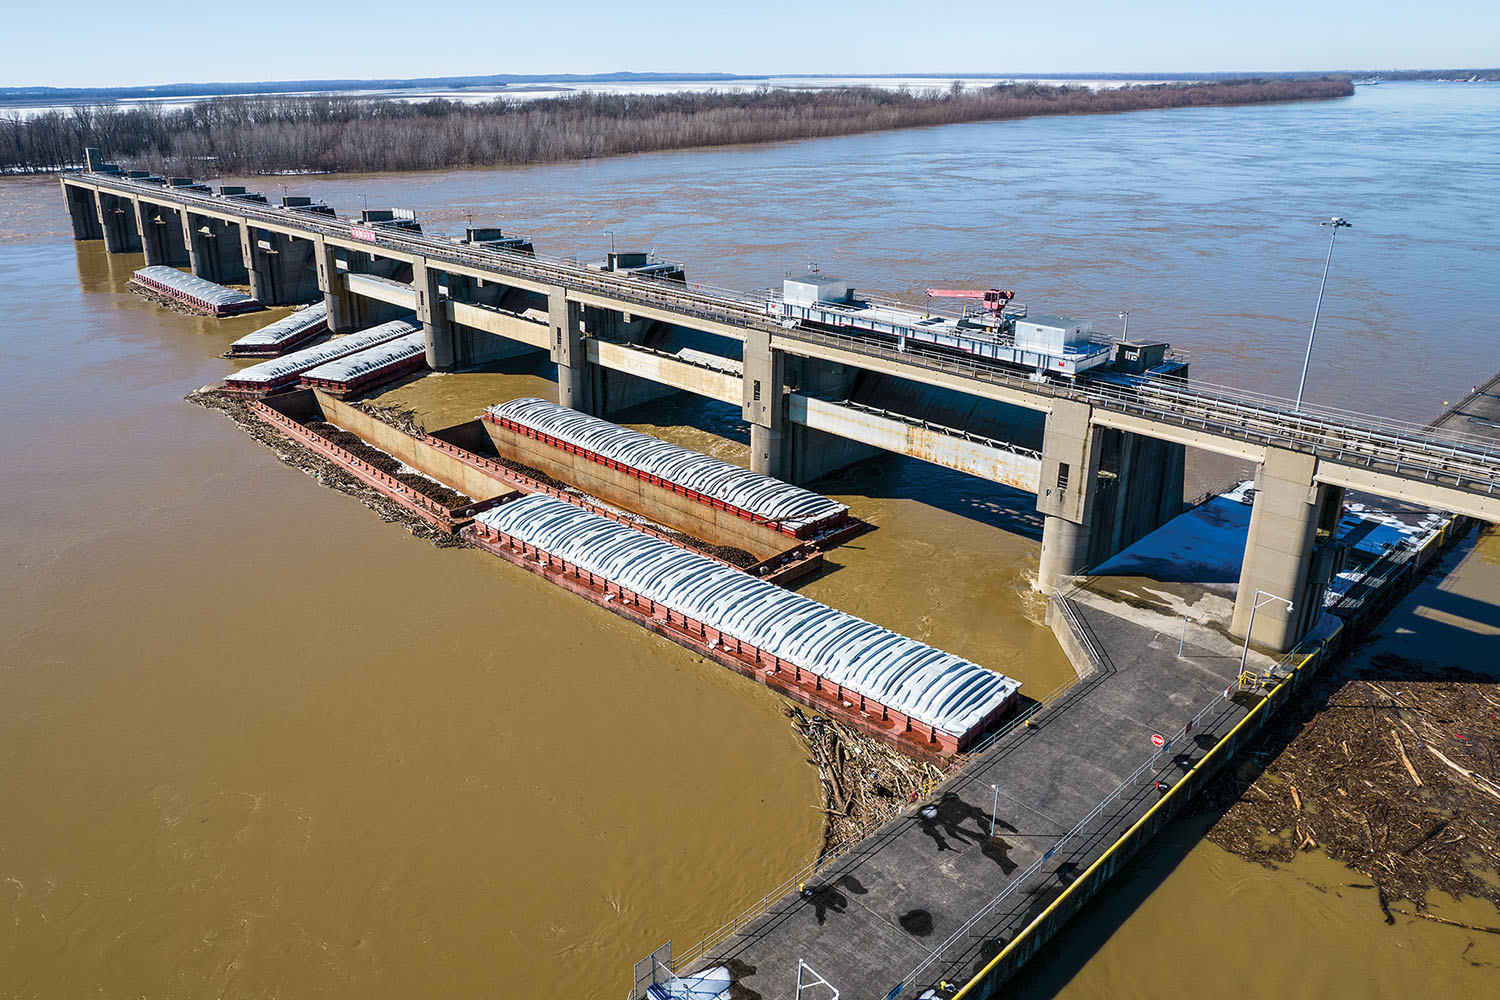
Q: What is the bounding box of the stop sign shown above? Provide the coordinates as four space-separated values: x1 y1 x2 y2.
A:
1151 733 1166 748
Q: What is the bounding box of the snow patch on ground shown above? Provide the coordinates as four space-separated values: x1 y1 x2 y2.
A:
1094 481 1447 594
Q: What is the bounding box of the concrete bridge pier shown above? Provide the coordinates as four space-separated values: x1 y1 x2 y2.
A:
415 261 455 371
240 228 319 305
742 329 787 479
131 200 164 265
97 193 141 253
1231 447 1345 652
316 239 356 334
1037 399 1104 591
63 183 102 240
240 226 272 302
549 287 596 414
1035 399 1188 592
185 214 249 285
137 203 188 267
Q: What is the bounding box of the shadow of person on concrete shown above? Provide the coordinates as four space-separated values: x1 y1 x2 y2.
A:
804 883 848 925
723 958 763 1000
980 834 1022 874
799 873 869 926
919 792 1019 862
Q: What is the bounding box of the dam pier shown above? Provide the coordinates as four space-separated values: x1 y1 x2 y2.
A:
58 152 1500 998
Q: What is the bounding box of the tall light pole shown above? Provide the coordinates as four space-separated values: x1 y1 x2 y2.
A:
604 229 615 254
1295 216 1352 411
1119 310 1130 341
1240 589 1294 671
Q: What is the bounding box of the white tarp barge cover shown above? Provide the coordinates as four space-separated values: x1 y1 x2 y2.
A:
132 265 256 310
301 331 426 384
478 494 1019 737
231 302 328 351
487 397 848 531
226 319 419 386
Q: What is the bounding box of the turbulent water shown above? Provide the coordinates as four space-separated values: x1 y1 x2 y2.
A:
1 82 1497 998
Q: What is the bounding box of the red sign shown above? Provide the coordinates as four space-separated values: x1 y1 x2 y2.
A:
1151 733 1166 748
350 226 378 242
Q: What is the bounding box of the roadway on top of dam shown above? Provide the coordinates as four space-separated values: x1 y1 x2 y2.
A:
64 171 1500 521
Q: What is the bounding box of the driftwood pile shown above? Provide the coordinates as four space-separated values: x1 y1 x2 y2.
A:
1205 666 1500 923
789 707 946 856
351 400 426 437
187 389 464 547
303 421 471 509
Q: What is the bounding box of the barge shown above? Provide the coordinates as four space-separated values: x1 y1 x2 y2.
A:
129 265 261 317
298 331 428 398
472 493 1019 755
485 397 850 540
228 302 329 356
223 318 418 395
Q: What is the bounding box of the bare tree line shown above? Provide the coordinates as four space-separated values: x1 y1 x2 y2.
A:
0 78 1353 175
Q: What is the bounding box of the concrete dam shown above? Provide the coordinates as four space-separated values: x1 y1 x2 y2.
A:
58 150 1500 999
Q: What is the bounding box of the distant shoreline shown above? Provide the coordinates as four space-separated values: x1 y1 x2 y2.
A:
0 67 1492 105
2 77 1355 175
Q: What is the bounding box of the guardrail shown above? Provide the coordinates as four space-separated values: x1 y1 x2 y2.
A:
658 669 1086 987
829 398 1044 460
74 173 1500 498
778 327 1500 494
901 626 1342 1000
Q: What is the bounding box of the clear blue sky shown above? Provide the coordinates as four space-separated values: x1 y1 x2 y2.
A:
6 0 1497 89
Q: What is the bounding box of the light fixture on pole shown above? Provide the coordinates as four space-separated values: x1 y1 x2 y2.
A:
1240 589 1294 671
605 229 615 254
1295 216 1352 410
1119 310 1129 341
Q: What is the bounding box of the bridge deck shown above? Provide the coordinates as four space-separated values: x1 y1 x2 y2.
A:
64 173 1500 519
680 584 1267 1000
1433 371 1500 441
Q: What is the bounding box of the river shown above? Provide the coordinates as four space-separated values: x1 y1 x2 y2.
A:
1 81 1496 997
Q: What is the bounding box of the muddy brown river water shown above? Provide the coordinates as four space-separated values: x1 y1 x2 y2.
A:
3 81 1498 998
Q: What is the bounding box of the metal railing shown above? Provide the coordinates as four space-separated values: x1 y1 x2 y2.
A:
777 327 1500 494
825 398 1044 461
659 671 1086 985
891 646 1288 995
75 173 1500 499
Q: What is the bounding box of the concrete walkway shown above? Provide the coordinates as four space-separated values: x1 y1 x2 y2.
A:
696 580 1276 1000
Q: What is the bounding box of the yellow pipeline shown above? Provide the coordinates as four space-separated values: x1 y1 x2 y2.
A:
951 640 1330 1000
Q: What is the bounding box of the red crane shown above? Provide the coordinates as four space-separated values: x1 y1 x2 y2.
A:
925 287 1016 317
